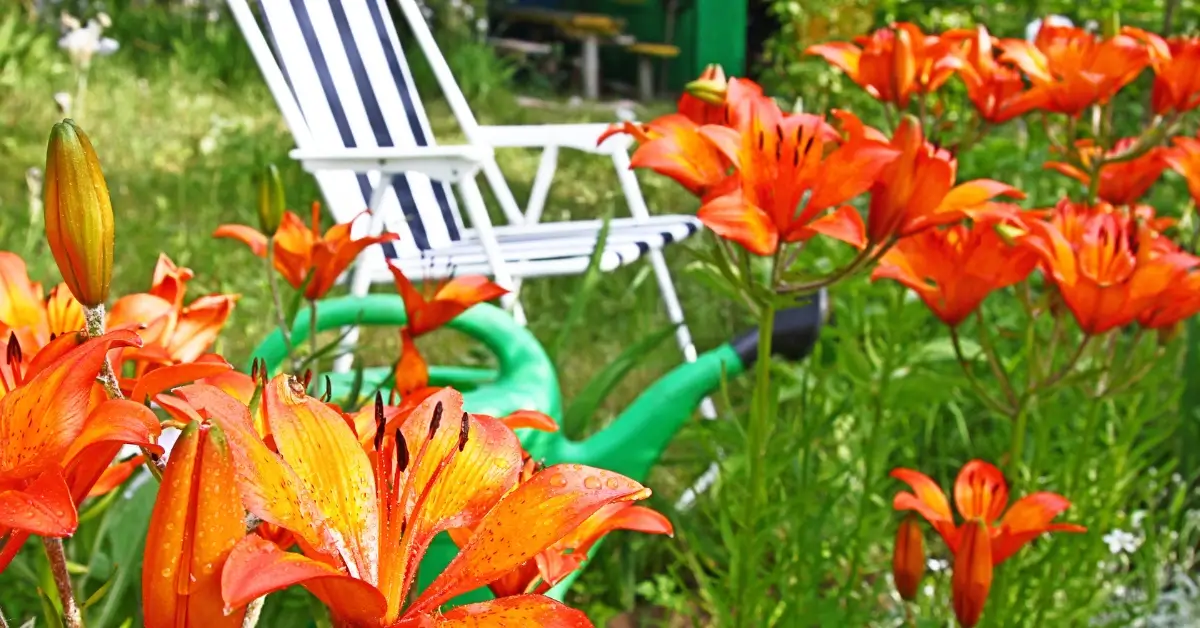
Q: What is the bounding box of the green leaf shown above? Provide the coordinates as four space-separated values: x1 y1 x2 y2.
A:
560 323 679 439
909 336 982 364
89 476 158 628
81 566 119 611
549 211 612 362
344 356 367 410
38 587 63 628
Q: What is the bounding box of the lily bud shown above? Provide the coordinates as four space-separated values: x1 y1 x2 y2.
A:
44 119 114 308
892 515 925 601
256 163 285 236
684 64 728 105
952 519 994 628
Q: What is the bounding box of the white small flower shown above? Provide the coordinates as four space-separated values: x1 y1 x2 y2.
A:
475 17 488 33
53 91 71 115
1102 529 1141 555
927 558 949 573
1131 510 1148 528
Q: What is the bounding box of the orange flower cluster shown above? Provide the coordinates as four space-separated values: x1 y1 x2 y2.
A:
809 22 1200 122
604 75 1020 257
891 460 1085 627
142 379 669 627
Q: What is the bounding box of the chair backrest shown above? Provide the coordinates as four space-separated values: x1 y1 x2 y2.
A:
228 0 480 258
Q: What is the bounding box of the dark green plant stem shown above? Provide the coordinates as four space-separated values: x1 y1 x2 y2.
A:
737 294 776 626
265 242 296 370
308 299 320 386
44 537 82 628
84 304 163 482
0 603 9 628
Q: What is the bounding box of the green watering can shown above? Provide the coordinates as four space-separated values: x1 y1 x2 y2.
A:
250 290 827 604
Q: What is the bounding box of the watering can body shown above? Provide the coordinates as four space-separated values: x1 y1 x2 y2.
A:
250 291 827 605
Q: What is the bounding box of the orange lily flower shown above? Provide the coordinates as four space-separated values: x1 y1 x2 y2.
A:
1043 138 1167 206
696 102 900 255
214 202 400 300
1021 200 1195 334
142 420 247 628
168 379 650 626
806 23 968 108
872 215 1038 327
999 25 1149 116
448 413 672 597
869 117 1024 244
0 252 84 354
892 460 1085 628
957 25 1039 124
0 330 163 574
1123 28 1200 115
388 263 507 396
600 76 765 199
108 254 238 377
1163 133 1200 208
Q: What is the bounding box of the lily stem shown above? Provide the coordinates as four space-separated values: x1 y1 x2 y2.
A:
264 242 296 371
308 299 320 391
242 597 265 628
83 304 163 481
43 538 83 628
0 603 9 628
736 259 777 626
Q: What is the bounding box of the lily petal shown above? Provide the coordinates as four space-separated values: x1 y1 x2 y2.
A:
142 422 246 628
795 205 867 249
130 359 234 405
264 376 379 582
993 492 1086 564
0 469 77 537
221 535 388 622
86 456 144 498
953 460 1009 525
697 192 779 256
212 224 269 257
0 330 141 479
500 410 560 433
411 465 649 613
435 594 593 627
890 468 957 548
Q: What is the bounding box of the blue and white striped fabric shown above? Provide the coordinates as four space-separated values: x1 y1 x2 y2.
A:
256 0 701 278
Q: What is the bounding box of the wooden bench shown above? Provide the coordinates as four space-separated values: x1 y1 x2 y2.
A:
626 43 680 101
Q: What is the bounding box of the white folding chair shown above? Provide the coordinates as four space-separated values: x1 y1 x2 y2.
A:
226 0 710 416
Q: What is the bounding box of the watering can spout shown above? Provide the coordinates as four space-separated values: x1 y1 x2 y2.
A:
545 289 830 483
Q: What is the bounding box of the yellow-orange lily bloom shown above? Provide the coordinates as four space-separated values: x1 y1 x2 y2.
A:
165 380 647 626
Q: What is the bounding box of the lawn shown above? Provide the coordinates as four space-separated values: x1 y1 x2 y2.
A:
3 2 1200 627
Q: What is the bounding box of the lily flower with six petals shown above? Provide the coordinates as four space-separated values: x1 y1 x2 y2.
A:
892 460 1085 627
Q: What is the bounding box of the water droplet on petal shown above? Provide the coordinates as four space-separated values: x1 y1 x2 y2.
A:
203 563 213 574
583 476 602 489
548 473 567 488
605 477 620 490
493 457 511 469
161 568 172 578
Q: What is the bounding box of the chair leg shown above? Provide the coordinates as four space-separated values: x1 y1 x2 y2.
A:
647 250 716 419
457 176 523 319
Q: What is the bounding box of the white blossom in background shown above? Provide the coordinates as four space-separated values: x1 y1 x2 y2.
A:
53 91 71 116
59 12 120 69
1102 529 1142 555
927 558 949 573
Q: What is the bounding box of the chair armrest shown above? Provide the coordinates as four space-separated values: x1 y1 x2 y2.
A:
475 123 631 154
289 145 493 182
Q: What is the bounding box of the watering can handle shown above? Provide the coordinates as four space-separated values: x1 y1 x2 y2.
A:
248 294 562 418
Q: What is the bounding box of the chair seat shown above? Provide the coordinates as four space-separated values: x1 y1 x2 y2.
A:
381 214 702 280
